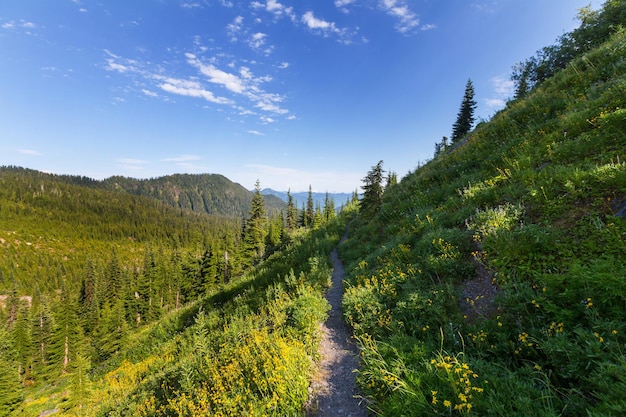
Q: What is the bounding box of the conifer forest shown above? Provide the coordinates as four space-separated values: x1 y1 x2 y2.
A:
1 1 626 415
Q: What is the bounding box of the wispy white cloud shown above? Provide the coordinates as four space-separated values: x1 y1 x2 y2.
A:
103 27 290 116
226 16 244 42
379 0 420 34
492 76 514 95
181 2 202 8
157 77 232 105
251 0 296 21
302 11 355 43
247 130 265 136
334 0 357 14
248 32 273 54
103 49 137 73
302 11 340 34
17 149 43 156
185 53 288 114
2 20 37 30
485 75 514 111
186 53 246 93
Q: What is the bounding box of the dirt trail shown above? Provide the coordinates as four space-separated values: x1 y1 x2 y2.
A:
307 239 368 416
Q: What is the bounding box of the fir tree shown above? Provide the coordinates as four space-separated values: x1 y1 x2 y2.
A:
360 160 385 219
243 180 268 260
451 79 477 143
323 192 335 222
312 203 323 229
285 189 297 232
305 185 314 228
0 326 23 415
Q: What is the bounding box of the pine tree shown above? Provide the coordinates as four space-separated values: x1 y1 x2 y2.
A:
451 79 477 143
360 160 385 219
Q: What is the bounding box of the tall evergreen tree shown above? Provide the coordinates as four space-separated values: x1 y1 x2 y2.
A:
266 212 283 248
299 202 307 228
511 61 531 100
451 79 477 143
30 295 54 377
79 259 100 335
243 180 268 260
0 326 23 415
12 304 32 382
323 192 335 222
360 160 385 219
285 189 297 232
49 288 82 377
312 203 323 229
305 185 314 228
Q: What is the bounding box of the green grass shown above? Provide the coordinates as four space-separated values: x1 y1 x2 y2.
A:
339 30 626 416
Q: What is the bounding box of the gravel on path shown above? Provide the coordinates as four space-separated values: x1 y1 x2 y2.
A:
306 243 368 417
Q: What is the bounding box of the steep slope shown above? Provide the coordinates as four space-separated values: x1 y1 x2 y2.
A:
340 25 626 416
104 173 286 217
0 165 351 416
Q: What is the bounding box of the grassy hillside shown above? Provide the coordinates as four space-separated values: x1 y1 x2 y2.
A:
339 24 625 416
10 208 350 416
2 3 625 416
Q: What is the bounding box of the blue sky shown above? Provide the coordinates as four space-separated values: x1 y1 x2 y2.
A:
0 0 601 192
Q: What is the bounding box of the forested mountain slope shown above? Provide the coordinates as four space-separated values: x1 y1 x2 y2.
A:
0 165 345 416
103 173 286 217
339 6 626 415
0 167 244 294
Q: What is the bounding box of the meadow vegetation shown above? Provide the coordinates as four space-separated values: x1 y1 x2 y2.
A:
339 13 626 415
1 2 625 415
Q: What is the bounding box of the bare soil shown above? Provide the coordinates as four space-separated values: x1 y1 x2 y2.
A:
306 242 368 416
459 247 500 323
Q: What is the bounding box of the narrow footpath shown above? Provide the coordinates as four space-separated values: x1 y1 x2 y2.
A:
307 242 368 416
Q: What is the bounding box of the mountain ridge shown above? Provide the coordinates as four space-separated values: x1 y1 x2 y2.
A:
260 188 353 210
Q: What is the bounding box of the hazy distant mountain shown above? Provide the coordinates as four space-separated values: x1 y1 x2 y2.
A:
261 188 353 210
103 174 286 217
